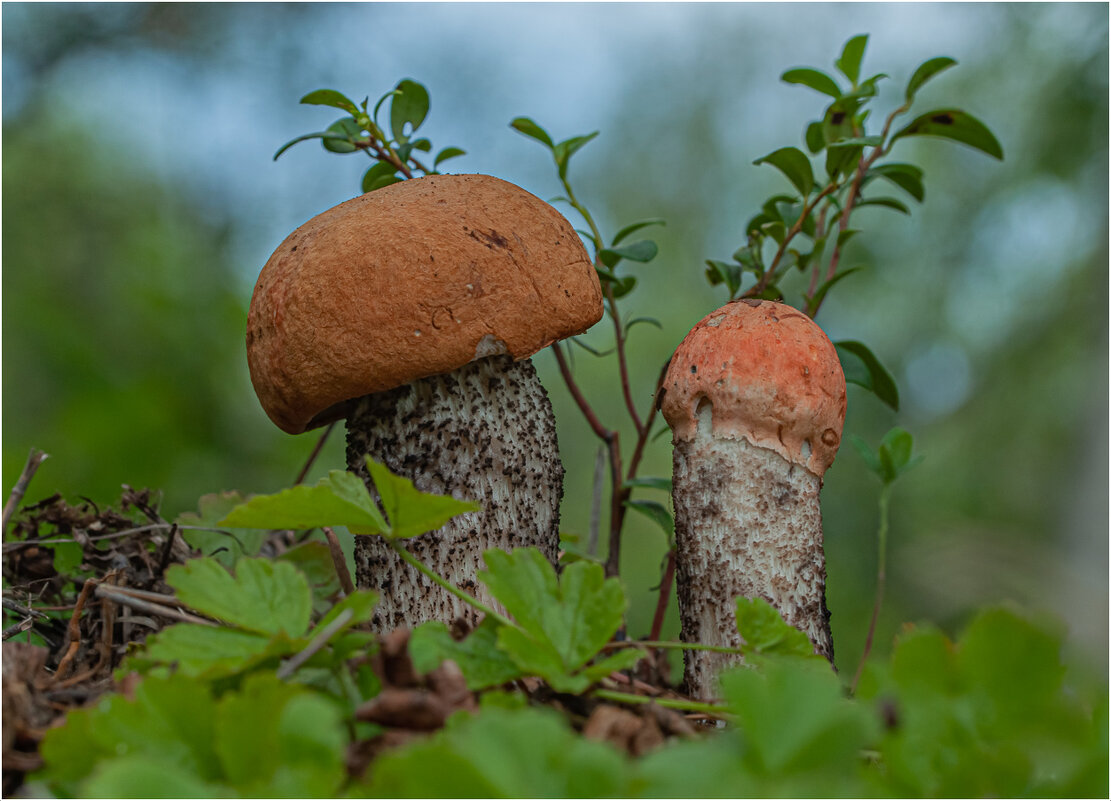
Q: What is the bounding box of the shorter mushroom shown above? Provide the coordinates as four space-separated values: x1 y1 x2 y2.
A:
660 299 846 698
246 174 603 631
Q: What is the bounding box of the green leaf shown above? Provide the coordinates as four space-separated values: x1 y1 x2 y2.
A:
277 540 341 611
866 162 925 202
51 540 83 575
215 674 348 798
850 435 883 478
82 756 228 798
623 476 672 493
835 340 900 411
362 162 401 193
553 131 599 179
509 116 554 149
219 469 387 536
804 121 825 154
167 557 313 637
705 259 744 297
389 78 430 144
719 660 879 785
299 88 360 116
781 68 842 99
623 499 674 538
358 705 630 797
135 624 298 679
37 674 221 795
835 34 869 85
735 597 819 660
306 588 379 640
612 218 665 245
321 117 363 153
825 143 864 179
410 618 525 690
433 145 466 169
177 492 266 567
806 266 863 316
624 316 663 335
857 196 911 214
753 147 815 197
891 108 1004 160
479 548 629 692
905 56 957 104
272 130 355 161
364 457 480 540
598 239 658 267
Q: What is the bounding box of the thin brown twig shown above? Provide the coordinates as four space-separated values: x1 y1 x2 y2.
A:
93 585 216 627
295 421 337 485
648 548 676 643
54 578 99 681
3 448 48 536
323 526 356 596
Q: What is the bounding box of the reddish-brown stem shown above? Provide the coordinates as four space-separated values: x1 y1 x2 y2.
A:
747 181 841 298
323 526 356 596
295 421 337 485
603 283 645 437
551 342 612 443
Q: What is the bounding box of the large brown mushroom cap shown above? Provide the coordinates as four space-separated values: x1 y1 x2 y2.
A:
661 299 846 477
247 173 603 434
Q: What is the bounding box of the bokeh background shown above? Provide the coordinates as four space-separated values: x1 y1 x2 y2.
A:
4 3 1107 680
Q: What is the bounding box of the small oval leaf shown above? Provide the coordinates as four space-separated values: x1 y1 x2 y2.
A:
891 108 1004 160
905 56 957 104
836 34 869 85
835 340 899 411
509 116 555 149
781 68 843 99
300 89 360 116
753 147 815 197
390 79 430 144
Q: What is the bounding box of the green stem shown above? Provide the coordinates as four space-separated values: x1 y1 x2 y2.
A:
593 688 733 719
851 482 891 695
602 639 746 657
387 539 517 630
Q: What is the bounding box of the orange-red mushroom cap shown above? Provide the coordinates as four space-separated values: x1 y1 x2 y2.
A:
661 299 847 477
246 174 603 434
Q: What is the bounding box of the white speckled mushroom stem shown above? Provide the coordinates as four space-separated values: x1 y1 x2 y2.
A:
346 354 562 633
672 414 833 700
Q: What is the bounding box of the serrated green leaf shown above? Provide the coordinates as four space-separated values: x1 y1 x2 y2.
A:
306 588 378 640
623 499 674 538
219 469 387 536
433 145 466 169
177 492 266 567
167 557 312 637
509 116 554 149
410 618 525 690
719 660 878 782
891 108 1004 160
612 217 665 245
358 705 630 797
735 597 819 659
782 68 842 99
754 146 815 197
82 755 228 798
215 674 348 798
390 78 429 144
836 34 869 85
37 674 221 794
363 457 479 540
867 162 925 202
905 56 957 104
277 540 341 610
299 88 360 116
479 547 628 691
135 624 299 679
835 340 900 411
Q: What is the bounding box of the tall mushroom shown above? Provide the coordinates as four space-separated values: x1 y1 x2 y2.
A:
660 298 846 699
246 174 603 631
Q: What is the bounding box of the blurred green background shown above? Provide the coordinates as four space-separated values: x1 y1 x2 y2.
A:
3 3 1106 679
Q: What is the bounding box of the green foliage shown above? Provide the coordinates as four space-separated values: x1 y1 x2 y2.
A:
274 79 466 192
37 673 349 798
175 491 266 567
853 427 923 486
218 456 478 539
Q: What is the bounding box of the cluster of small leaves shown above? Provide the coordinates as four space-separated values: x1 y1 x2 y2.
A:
708 34 1002 313
853 426 923 487
510 117 664 322
274 79 466 193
